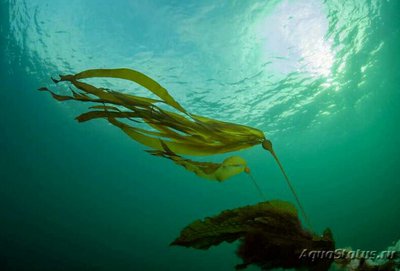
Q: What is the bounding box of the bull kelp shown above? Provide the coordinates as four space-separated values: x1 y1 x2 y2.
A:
39 68 310 226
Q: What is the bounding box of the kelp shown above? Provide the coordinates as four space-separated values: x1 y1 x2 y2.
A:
147 141 249 182
171 200 335 271
41 69 264 156
40 68 310 227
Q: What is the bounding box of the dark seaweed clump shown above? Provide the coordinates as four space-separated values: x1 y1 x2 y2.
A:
171 200 335 271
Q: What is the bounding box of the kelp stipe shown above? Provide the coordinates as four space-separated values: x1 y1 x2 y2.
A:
244 167 266 201
262 139 312 229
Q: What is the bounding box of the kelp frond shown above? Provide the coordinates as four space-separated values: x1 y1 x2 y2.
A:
40 68 310 226
147 141 249 182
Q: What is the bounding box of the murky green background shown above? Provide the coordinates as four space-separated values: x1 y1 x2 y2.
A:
1 0 399 270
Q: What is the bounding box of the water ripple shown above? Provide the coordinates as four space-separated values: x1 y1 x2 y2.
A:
5 0 387 138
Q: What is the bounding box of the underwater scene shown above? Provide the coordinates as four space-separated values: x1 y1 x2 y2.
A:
1 0 399 270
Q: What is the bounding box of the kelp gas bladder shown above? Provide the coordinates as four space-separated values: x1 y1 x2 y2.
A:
39 68 310 226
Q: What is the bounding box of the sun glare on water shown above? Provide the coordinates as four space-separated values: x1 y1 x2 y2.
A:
260 0 335 79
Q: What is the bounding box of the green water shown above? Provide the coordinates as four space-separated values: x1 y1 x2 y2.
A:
1 0 399 270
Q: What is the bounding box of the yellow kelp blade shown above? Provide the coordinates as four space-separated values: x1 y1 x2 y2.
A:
58 68 187 114
107 116 259 156
147 141 249 182
215 156 249 181
191 113 265 140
